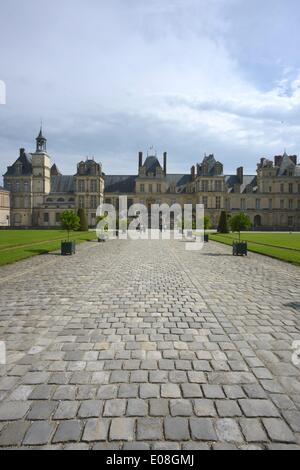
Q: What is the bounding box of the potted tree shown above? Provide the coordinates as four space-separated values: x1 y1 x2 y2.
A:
230 212 251 256
60 211 80 255
204 215 211 242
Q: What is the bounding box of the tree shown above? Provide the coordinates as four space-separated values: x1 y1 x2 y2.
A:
60 211 80 241
230 212 252 242
77 208 88 231
204 215 211 233
218 211 229 233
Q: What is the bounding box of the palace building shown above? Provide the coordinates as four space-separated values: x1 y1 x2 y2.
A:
1 128 300 230
0 186 10 227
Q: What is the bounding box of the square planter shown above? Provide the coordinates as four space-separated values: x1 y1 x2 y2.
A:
233 241 247 256
61 241 76 255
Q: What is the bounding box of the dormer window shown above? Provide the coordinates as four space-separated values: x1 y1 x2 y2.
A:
16 163 22 175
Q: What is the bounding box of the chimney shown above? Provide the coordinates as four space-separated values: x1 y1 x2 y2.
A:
191 165 196 181
163 152 167 175
138 152 143 169
237 166 244 184
20 148 25 157
274 155 283 167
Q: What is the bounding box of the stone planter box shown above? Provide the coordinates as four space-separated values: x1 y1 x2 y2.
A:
233 241 247 256
61 241 76 256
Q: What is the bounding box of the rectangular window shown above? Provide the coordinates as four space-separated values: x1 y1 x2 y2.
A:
256 199 260 210
240 199 246 210
289 183 293 194
269 199 272 210
289 199 293 210
298 184 300 193
44 213 49 223
24 181 29 192
90 180 97 192
140 184 145 193
288 216 294 226
79 196 84 209
56 213 60 224
91 196 97 209
78 180 85 192
203 196 208 209
280 183 284 193
202 181 208 192
15 182 20 192
157 184 161 193
215 181 222 192
216 196 221 209
280 199 284 210
149 184 153 193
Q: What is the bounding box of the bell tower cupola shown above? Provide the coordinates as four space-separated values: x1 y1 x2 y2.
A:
36 126 47 153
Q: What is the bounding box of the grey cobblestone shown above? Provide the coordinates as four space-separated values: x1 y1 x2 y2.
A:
0 239 299 448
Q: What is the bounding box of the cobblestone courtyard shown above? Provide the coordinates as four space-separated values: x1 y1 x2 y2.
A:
0 239 299 450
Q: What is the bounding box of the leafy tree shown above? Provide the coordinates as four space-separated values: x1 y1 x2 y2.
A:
217 211 229 234
60 211 80 241
230 212 252 242
77 208 88 231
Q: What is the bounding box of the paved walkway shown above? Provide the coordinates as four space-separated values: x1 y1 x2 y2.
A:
0 239 299 450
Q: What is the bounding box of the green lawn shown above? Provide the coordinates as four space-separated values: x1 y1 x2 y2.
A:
0 230 96 266
210 232 300 265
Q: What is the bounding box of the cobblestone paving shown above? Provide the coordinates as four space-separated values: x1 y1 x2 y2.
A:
0 239 299 450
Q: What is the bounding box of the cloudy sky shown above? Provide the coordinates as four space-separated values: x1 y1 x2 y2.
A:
1 0 300 180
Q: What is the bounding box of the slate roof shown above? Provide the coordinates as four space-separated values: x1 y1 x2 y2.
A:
104 175 136 193
50 175 75 194
143 156 162 174
277 154 296 176
166 174 192 193
225 175 257 193
4 151 33 176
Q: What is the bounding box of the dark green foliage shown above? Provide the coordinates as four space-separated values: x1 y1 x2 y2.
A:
230 213 252 241
60 211 80 241
77 208 88 231
218 211 229 233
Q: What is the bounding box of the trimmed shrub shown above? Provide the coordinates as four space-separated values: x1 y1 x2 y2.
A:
218 211 229 233
77 208 88 231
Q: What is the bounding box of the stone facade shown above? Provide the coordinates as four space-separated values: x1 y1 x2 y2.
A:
0 186 10 226
2 129 300 229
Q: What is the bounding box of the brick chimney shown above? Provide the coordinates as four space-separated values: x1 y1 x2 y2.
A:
163 152 167 175
138 152 143 169
236 166 244 184
274 155 283 167
191 165 196 181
